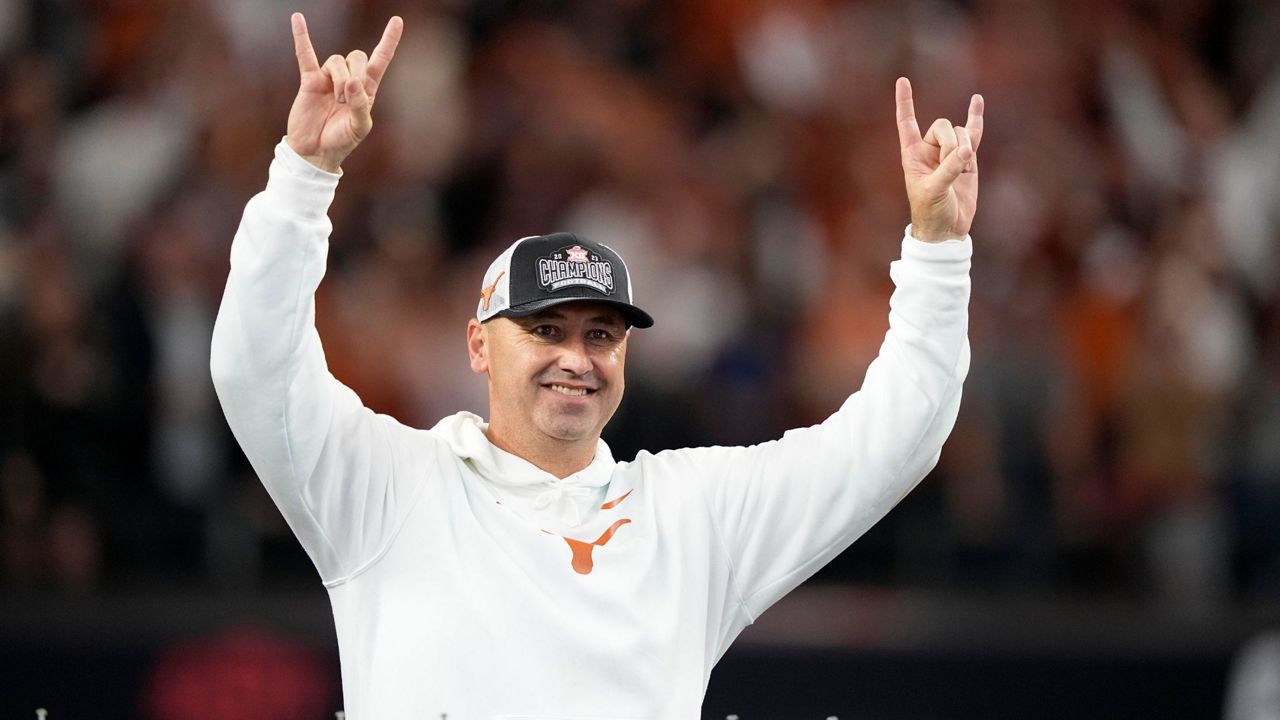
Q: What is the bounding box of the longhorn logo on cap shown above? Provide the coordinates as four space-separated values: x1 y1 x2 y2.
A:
479 271 504 311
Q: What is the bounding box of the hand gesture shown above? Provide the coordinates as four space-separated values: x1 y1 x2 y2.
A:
895 77 984 242
286 13 403 173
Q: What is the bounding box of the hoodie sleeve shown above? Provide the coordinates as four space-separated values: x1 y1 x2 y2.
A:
210 140 435 584
686 230 970 620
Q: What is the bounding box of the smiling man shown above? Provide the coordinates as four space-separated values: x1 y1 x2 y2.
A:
467 234 651 479
210 12 981 720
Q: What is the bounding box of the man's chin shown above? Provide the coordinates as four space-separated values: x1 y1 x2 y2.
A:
537 416 600 444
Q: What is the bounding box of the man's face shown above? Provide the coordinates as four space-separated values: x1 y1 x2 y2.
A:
468 302 628 446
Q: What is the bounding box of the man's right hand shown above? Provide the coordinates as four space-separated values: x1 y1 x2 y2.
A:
286 12 403 173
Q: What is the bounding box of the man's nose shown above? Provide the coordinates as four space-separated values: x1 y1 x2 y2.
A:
556 336 593 375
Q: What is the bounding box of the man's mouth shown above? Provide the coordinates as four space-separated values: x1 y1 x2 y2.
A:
545 384 593 397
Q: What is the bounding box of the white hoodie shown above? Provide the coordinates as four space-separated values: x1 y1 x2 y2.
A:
210 141 971 719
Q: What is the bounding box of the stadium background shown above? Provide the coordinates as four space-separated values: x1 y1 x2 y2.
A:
1 0 1278 717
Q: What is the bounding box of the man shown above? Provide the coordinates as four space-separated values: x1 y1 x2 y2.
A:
210 12 982 719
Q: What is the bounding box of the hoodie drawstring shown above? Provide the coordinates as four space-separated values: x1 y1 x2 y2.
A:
532 483 597 527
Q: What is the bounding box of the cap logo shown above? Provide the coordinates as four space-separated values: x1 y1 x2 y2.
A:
480 270 504 311
537 245 615 295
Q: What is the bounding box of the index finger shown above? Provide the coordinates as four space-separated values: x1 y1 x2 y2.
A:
292 12 320 74
365 16 404 89
896 76 922 150
966 93 984 151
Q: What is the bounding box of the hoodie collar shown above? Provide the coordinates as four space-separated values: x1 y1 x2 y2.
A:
431 412 616 526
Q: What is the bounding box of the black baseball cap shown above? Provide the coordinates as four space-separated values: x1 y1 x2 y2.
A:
476 232 654 329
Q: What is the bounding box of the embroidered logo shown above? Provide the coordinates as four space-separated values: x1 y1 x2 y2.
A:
537 488 635 575
480 271 505 311
560 519 631 575
537 246 615 295
600 488 632 510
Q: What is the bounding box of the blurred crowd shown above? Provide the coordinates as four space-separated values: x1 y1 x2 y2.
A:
0 0 1278 609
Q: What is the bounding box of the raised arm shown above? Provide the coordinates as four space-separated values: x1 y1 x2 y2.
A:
210 15 414 583
693 79 981 619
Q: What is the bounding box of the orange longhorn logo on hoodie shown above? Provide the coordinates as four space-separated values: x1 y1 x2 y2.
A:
542 489 635 574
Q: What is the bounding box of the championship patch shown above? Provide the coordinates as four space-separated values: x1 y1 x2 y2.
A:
536 245 615 294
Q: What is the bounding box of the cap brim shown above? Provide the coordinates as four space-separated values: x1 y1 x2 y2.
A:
498 296 654 329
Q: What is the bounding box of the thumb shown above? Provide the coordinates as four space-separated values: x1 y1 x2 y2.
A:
932 144 973 188
346 75 373 139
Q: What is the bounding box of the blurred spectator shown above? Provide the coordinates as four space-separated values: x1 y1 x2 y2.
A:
0 0 1277 609
1 450 102 592
0 452 48 587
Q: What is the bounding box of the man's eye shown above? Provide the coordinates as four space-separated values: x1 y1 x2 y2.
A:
533 325 559 337
588 329 618 342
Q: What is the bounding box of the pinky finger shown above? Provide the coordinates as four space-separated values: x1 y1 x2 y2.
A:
966 94 984 151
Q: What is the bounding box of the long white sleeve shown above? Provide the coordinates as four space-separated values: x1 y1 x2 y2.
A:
210 141 434 583
672 231 971 622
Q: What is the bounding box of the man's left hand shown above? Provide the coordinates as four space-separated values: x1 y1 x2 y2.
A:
896 77 984 243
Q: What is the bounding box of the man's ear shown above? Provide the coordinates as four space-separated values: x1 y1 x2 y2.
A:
466 319 488 374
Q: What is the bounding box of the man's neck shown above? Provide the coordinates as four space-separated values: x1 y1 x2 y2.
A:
483 425 597 479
